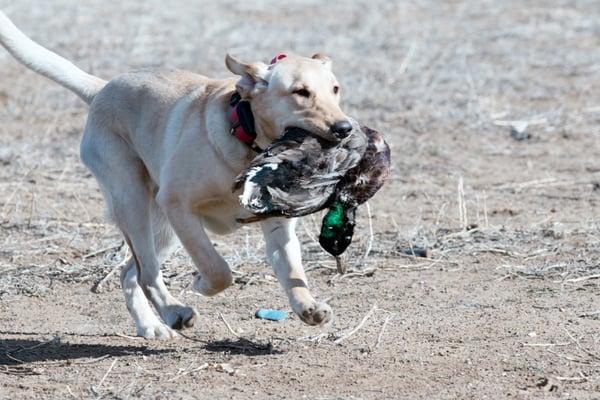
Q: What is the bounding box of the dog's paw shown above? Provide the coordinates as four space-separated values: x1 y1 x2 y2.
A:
192 273 232 297
163 305 198 330
137 322 179 340
297 301 333 326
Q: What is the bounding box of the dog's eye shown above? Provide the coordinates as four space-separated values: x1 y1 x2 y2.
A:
292 88 311 98
333 86 339 94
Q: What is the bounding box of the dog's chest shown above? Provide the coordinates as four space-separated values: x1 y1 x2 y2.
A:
192 194 251 235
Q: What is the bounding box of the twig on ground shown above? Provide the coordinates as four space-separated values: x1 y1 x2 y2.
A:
398 41 417 75
375 314 394 348
11 336 60 353
304 262 337 273
493 118 547 128
220 313 240 337
27 191 35 227
83 241 124 259
66 385 77 398
522 342 570 347
299 217 320 247
564 328 600 361
554 372 586 382
242 275 258 289
73 193 92 222
167 362 209 382
72 354 112 365
334 303 377 345
482 190 489 228
4 353 26 364
546 349 591 365
579 310 600 318
92 250 129 294
91 358 117 395
457 176 467 230
92 265 123 294
362 201 374 262
115 332 139 340
0 164 37 220
491 177 598 193
297 332 329 343
178 332 205 343
563 274 600 284
335 267 376 281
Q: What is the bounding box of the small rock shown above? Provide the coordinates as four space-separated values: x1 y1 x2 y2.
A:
215 363 236 375
542 222 565 239
536 377 558 392
0 148 14 165
510 121 531 141
398 246 431 258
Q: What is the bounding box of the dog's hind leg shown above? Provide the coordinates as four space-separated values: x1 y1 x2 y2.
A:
119 257 177 339
81 124 195 339
148 201 199 329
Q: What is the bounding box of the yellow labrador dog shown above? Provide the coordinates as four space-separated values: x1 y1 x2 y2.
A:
0 12 355 339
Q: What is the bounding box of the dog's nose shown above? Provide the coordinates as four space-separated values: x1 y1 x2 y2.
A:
331 120 353 138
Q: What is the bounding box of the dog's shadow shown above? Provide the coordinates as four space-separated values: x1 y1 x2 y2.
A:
0 337 173 367
202 338 282 356
0 334 282 375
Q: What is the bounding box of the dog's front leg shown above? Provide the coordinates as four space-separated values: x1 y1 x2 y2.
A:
157 192 233 296
261 218 332 325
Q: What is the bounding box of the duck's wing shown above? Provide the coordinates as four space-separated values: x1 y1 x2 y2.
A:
336 125 391 206
233 133 324 215
265 185 335 217
232 131 306 192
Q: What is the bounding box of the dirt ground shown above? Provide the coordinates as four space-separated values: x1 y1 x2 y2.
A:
0 1 599 399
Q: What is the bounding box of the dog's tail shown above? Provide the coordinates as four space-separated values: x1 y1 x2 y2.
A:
0 11 106 105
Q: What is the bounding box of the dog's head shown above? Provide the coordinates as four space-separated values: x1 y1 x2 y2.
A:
226 53 352 144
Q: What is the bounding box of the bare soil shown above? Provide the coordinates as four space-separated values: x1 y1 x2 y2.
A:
1 1 599 399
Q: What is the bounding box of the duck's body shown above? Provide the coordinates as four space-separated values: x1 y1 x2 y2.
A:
233 118 367 219
233 119 391 255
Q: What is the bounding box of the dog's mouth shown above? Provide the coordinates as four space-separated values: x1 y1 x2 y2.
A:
283 126 342 145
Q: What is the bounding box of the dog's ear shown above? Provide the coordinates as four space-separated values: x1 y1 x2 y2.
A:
312 53 332 70
225 54 269 97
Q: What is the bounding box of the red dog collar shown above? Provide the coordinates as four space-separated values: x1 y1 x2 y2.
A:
229 92 262 153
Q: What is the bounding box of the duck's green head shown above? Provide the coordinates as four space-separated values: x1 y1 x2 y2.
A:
319 201 356 256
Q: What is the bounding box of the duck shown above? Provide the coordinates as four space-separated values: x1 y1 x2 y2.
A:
233 119 391 256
